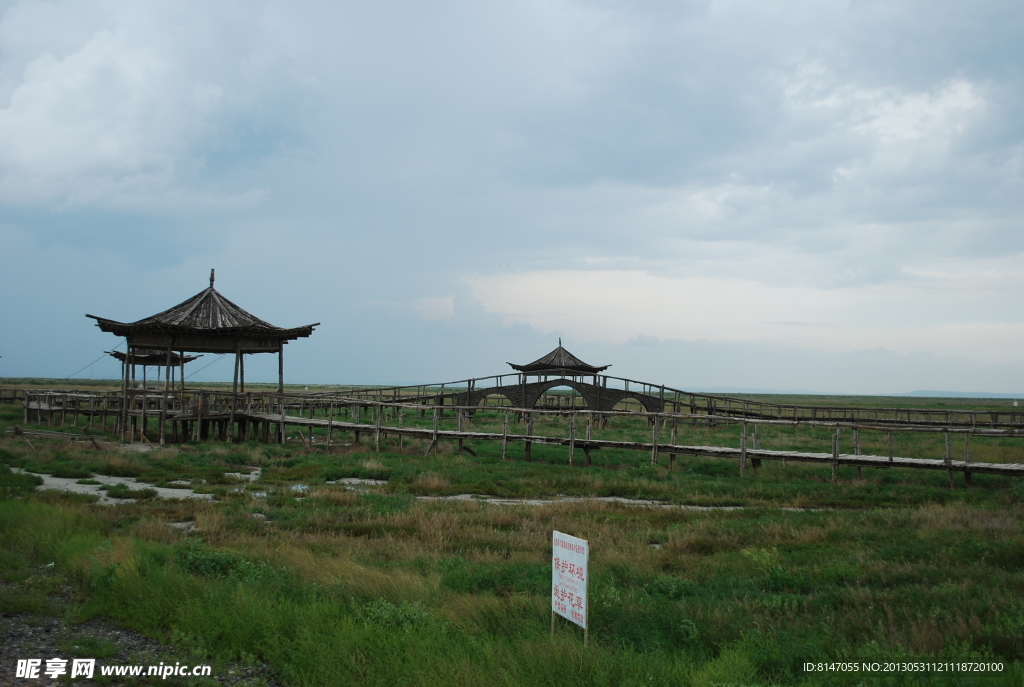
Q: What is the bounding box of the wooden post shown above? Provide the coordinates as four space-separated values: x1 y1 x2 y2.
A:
831 429 839 481
854 429 861 479
374 405 382 452
525 412 533 461
944 431 954 488
425 405 440 456
244 393 252 442
964 433 972 486
568 411 575 466
121 347 130 441
585 413 594 466
751 422 762 471
327 403 333 449
278 345 285 443
887 431 893 462
160 344 171 445
398 409 404 449
502 411 509 460
458 409 465 454
140 384 147 440
739 423 747 475
229 342 240 442
650 415 659 465
669 417 678 470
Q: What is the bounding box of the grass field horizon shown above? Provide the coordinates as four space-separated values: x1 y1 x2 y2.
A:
2 390 1023 686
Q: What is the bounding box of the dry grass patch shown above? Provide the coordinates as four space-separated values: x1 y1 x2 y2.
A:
259 542 437 601
309 487 360 505
665 521 741 556
194 509 226 536
414 472 450 491
911 503 1021 534
127 519 182 544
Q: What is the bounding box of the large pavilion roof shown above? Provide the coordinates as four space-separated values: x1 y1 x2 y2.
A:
87 271 318 351
508 340 610 374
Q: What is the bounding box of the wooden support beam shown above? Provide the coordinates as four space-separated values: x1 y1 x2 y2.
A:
502 411 509 461
740 423 747 476
945 431 954 488
832 429 840 481
568 411 575 465
964 433 972 486
650 416 659 465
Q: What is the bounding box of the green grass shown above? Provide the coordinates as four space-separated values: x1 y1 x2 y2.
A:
2 395 1024 686
100 482 158 500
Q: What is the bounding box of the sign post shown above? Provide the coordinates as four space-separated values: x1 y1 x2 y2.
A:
551 530 589 645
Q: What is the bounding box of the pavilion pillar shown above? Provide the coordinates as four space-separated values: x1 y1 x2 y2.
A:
229 340 240 441
239 353 246 439
278 344 285 443
129 346 137 441
120 346 130 442
160 343 171 445
141 365 148 440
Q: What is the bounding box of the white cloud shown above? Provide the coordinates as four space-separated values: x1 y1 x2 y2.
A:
470 267 1024 363
0 2 312 208
1 0 1023 393
413 296 455 321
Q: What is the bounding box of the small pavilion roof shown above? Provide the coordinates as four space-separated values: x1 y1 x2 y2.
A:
107 350 201 366
508 340 610 374
87 270 318 341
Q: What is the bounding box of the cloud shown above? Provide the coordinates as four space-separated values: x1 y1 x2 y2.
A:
1 0 1023 394
470 267 1024 363
0 1 315 209
413 296 455 321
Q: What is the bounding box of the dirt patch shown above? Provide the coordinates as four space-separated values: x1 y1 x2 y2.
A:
0 580 280 686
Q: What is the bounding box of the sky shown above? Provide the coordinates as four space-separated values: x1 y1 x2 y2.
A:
1 0 1022 394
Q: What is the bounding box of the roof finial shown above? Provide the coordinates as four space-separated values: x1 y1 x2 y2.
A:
210 269 215 288
558 337 562 346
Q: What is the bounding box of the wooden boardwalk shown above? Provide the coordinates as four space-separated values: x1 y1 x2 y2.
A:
248 412 1024 477
8 388 1024 483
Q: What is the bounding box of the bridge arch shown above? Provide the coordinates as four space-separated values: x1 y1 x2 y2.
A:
614 396 655 412
476 392 515 409
524 378 595 410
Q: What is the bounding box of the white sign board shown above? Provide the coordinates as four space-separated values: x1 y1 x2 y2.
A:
552 531 589 629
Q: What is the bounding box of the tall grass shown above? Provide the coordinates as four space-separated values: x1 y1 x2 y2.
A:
3 389 1024 686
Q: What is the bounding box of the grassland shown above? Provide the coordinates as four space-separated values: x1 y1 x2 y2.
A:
1 395 1023 686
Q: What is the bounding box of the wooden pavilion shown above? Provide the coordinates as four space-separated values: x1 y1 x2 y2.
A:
507 339 610 376
87 270 318 444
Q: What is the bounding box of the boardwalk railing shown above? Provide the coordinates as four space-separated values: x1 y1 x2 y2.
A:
289 373 1024 430
6 387 1023 486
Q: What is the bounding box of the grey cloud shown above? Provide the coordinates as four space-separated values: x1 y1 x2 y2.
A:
2 0 1023 391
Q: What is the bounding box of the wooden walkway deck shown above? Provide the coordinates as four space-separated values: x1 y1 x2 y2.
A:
248 413 1024 477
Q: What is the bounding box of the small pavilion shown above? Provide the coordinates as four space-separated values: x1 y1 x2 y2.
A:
87 270 318 443
507 339 610 377
106 349 201 389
